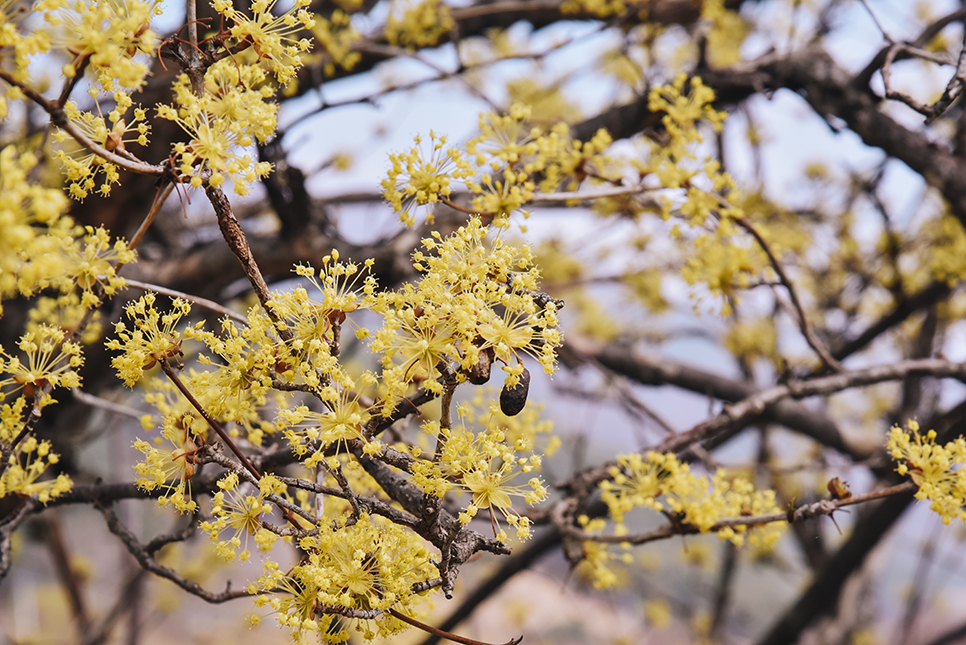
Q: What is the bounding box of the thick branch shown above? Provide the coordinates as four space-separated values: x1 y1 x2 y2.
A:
564 337 866 460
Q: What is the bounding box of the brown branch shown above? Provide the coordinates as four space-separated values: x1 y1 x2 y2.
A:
388 608 522 645
127 182 175 252
0 69 164 176
830 281 951 361
564 482 915 545
855 9 966 88
732 212 843 371
205 184 274 311
120 279 248 325
42 514 91 635
880 38 966 124
417 528 562 645
562 356 966 492
275 475 421 528
0 498 36 580
354 42 499 109
159 361 262 480
441 198 487 216
80 570 148 645
565 337 866 460
654 358 966 457
97 503 251 603
755 397 966 645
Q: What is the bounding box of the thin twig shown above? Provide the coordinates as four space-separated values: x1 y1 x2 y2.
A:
97 503 250 603
120 279 248 325
732 213 843 371
159 361 262 480
564 482 915 545
186 0 198 50
528 184 655 202
858 0 895 43
564 357 966 490
355 43 500 110
71 388 145 420
127 182 175 252
388 608 523 645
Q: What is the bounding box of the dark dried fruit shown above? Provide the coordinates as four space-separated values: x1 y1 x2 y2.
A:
827 477 851 500
499 367 530 416
467 346 494 385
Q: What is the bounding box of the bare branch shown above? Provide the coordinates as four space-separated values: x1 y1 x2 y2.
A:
561 483 914 545
120 279 248 325
97 503 251 603
731 212 843 372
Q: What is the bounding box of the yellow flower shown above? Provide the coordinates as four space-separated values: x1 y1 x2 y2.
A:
0 324 83 406
384 0 453 49
382 131 472 226
311 9 361 76
889 421 966 524
214 0 315 84
600 451 783 546
254 517 438 642
53 97 150 200
201 472 273 561
132 416 202 513
40 0 158 90
157 104 272 195
105 293 202 387
0 436 73 503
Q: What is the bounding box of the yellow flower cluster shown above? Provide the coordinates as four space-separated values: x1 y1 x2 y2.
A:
926 215 966 286
888 421 966 524
0 436 73 503
648 73 727 143
384 0 453 49
723 317 782 368
680 234 766 316
132 414 203 513
370 218 561 404
461 387 559 456
702 0 749 68
38 0 159 91
574 516 631 589
0 146 74 315
201 472 275 561
280 389 372 464
600 451 784 547
312 9 362 76
440 420 547 541
382 131 474 226
272 253 378 369
561 0 627 18
252 515 438 642
0 0 53 90
191 317 276 441
0 324 84 407
27 294 103 345
157 77 274 196
411 396 550 542
105 293 203 387
156 0 317 194
54 96 140 199
213 0 315 84
382 104 616 226
108 222 563 638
